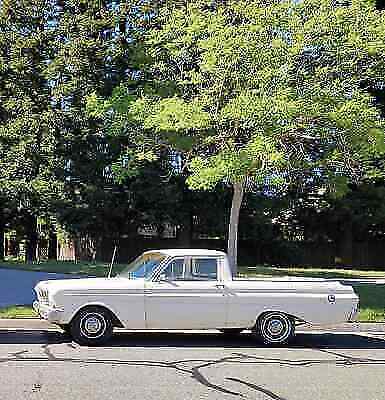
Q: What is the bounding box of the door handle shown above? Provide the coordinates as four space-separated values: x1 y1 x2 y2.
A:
216 284 225 289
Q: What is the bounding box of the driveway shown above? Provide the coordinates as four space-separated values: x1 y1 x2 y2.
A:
0 329 384 399
0 268 83 307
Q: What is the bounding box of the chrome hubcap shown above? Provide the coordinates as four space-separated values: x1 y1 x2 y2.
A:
260 313 293 343
80 313 107 339
268 319 284 335
85 317 102 334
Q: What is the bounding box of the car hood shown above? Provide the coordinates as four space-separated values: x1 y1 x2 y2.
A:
35 277 144 295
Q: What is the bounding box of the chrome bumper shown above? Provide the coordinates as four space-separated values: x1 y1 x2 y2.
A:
33 301 64 323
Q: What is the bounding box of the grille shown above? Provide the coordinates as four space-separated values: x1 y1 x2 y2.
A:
38 288 49 305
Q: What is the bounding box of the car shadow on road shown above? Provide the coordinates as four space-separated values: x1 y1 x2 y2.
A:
0 329 385 349
110 331 385 349
1 331 385 400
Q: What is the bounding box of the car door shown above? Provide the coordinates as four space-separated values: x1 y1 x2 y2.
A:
145 256 228 329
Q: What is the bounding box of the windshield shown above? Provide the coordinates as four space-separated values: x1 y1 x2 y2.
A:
118 252 167 279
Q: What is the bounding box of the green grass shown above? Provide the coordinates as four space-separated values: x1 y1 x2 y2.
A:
2 260 385 279
351 285 385 322
0 306 37 319
1 261 384 322
239 266 385 322
0 260 127 319
238 265 385 280
0 260 127 277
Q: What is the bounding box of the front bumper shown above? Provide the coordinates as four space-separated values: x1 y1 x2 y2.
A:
33 301 64 323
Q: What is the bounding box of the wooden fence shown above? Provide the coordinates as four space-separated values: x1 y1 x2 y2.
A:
56 236 385 269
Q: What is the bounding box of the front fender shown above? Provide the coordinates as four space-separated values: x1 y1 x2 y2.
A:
63 301 124 327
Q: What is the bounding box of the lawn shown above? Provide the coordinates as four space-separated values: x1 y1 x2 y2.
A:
238 265 385 280
0 259 127 277
0 260 127 319
240 266 385 322
2 259 385 280
1 261 384 321
0 306 37 319
351 284 385 322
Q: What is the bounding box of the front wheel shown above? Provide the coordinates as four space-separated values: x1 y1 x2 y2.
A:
256 312 295 345
70 307 113 346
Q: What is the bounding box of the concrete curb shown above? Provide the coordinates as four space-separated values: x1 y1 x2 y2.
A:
0 319 53 330
0 319 384 333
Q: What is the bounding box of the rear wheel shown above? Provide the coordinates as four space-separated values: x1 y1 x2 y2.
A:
219 329 244 335
256 312 295 345
70 306 113 346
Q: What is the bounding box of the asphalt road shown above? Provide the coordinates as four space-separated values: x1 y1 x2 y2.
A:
0 268 84 307
0 327 385 400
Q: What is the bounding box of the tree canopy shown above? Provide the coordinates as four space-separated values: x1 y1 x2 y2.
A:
1 0 385 269
106 0 385 272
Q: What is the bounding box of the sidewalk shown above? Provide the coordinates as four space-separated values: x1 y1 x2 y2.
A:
0 319 53 330
0 319 384 334
299 322 385 334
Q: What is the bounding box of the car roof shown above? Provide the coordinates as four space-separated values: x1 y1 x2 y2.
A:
143 249 226 257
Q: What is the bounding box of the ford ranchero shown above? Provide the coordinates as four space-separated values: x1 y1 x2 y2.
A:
33 249 359 346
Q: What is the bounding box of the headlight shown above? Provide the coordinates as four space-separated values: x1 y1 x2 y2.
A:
49 294 63 310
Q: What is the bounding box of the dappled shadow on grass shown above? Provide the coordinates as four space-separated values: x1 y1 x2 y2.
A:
0 306 37 319
0 261 128 277
239 267 385 322
353 284 385 321
240 265 385 280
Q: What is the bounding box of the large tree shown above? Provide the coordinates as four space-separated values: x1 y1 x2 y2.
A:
0 1 64 261
48 0 139 254
107 0 385 273
0 1 152 261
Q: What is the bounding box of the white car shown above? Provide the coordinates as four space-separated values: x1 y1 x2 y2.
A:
33 249 359 346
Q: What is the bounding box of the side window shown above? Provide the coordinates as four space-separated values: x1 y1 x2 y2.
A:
191 258 218 280
162 258 185 280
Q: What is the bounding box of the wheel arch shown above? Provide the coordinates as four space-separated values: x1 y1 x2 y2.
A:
254 309 304 327
69 303 124 328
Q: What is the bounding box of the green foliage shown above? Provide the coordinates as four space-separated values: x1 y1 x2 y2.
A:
1 0 385 267
187 137 286 190
0 1 160 250
0 2 63 214
291 181 385 243
144 98 211 133
114 0 385 195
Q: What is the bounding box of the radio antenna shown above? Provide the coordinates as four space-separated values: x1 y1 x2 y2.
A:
108 245 118 278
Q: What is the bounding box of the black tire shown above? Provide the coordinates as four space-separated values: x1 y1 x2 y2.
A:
219 329 244 335
70 306 113 346
256 312 295 345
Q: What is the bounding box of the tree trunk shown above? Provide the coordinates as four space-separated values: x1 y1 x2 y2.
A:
74 237 81 263
177 212 193 247
0 221 4 262
92 236 103 264
227 182 245 276
25 215 38 263
336 218 353 267
48 231 58 260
